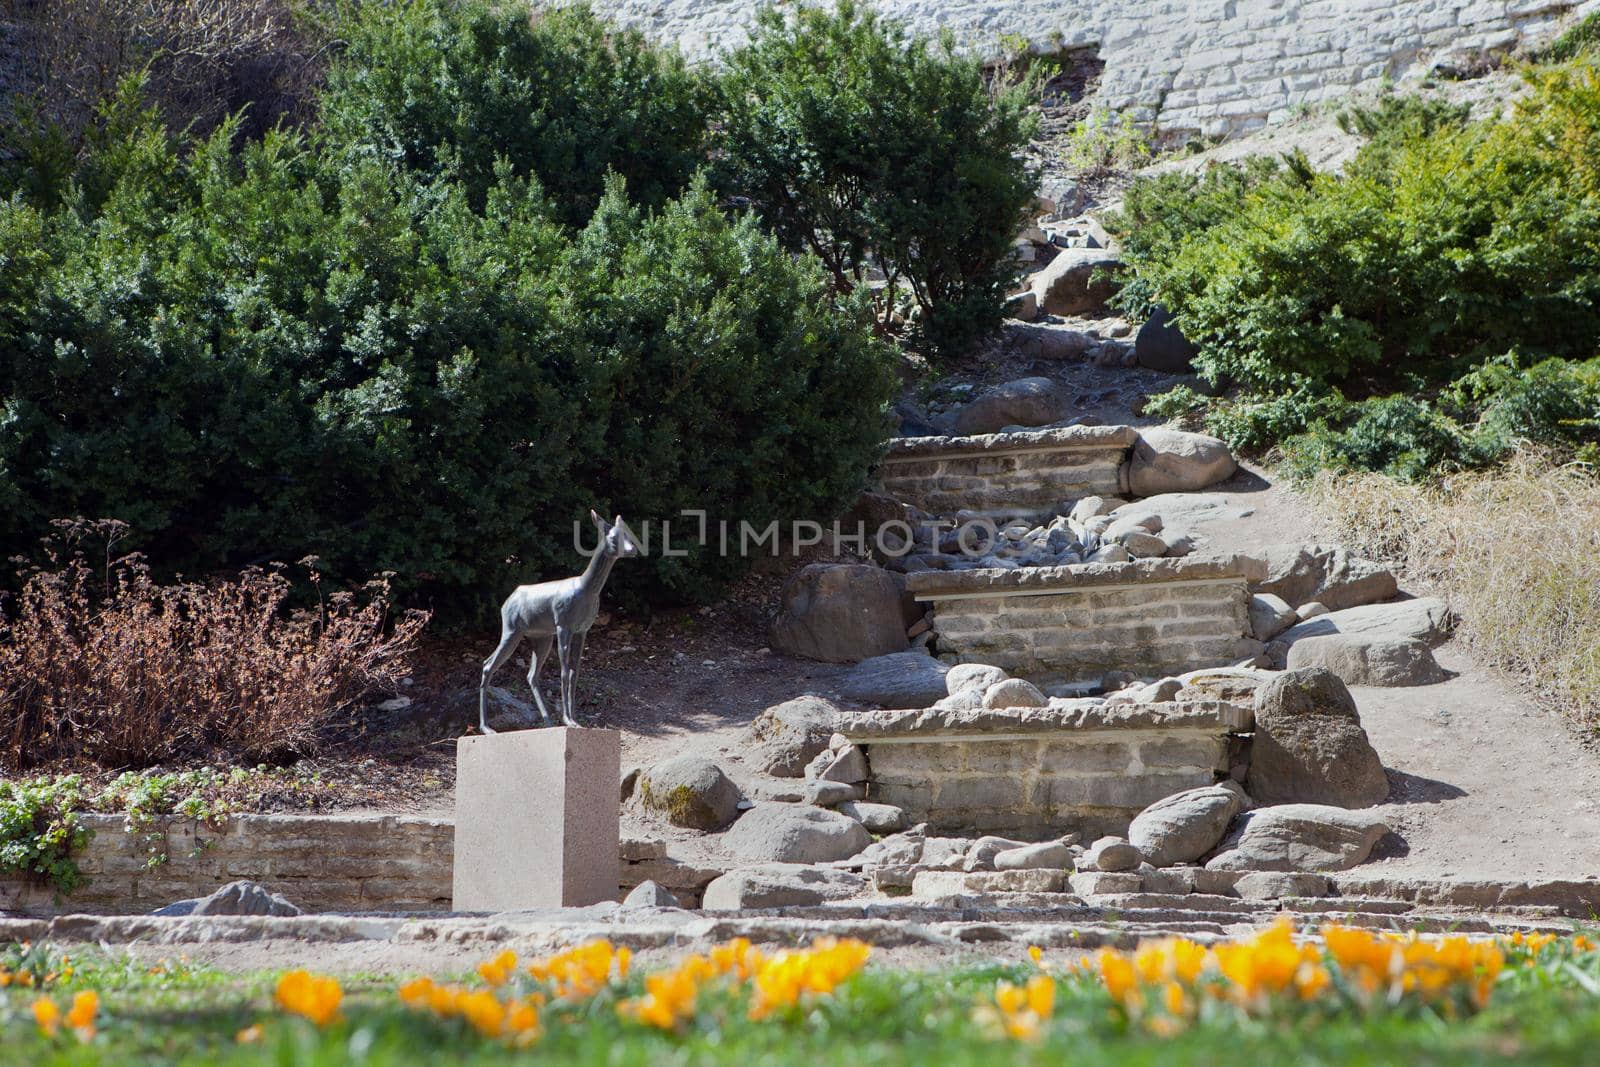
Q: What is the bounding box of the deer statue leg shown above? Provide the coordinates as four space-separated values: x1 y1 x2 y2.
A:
478 627 523 734
563 630 587 728
525 633 555 723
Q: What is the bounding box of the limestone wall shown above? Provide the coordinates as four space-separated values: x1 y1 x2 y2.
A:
840 701 1251 836
0 815 714 917
572 0 1593 141
0 814 455 917
878 425 1135 519
909 555 1264 683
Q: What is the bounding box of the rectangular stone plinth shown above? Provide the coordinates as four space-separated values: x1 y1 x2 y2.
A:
454 728 620 911
840 701 1248 838
878 425 1137 519
908 555 1264 684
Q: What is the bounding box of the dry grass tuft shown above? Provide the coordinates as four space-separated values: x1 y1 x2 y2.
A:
0 520 429 770
1307 452 1600 732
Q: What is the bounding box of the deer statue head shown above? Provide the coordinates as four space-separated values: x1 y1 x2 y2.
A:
589 509 642 559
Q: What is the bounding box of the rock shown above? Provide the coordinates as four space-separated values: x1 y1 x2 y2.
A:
1140 865 1198 895
173 880 300 918
744 696 839 777
1131 677 1183 703
1081 836 1142 873
1006 321 1097 361
1249 667 1389 808
802 748 834 781
921 836 972 868
769 564 916 663
1206 805 1391 872
1127 782 1251 867
1134 305 1198 372
1069 495 1119 523
1118 530 1168 558
1005 290 1039 321
994 839 1077 871
914 869 1067 897
1275 598 1453 648
1031 247 1122 316
1234 872 1331 900
805 780 865 807
946 663 1010 695
964 835 1031 871
621 880 682 909
1297 601 1330 619
837 800 906 832
982 678 1048 709
1128 428 1237 496
1248 593 1297 642
1087 543 1131 563
1286 634 1449 687
1069 871 1144 896
854 827 926 866
819 745 869 784
723 803 872 863
838 652 950 708
1252 544 1399 613
953 377 1074 436
931 687 986 712
638 757 743 830
702 864 867 910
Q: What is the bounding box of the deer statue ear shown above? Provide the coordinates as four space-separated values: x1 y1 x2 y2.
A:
589 508 606 530
613 514 624 530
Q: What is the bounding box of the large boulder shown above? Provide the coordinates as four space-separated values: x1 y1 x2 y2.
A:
701 864 867 910
1253 544 1399 612
769 564 915 663
1128 782 1250 867
1134 305 1198 372
1206 804 1391 872
637 757 743 830
838 652 950 707
1286 634 1448 687
953 377 1074 436
1248 668 1389 807
156 880 300 918
1031 247 1122 316
1006 321 1097 361
722 803 872 863
1128 428 1237 496
1275 597 1453 648
1248 594 1297 642
982 678 1049 709
1080 836 1142 873
744 696 839 777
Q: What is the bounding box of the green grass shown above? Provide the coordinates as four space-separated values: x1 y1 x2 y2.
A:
5 948 1600 1065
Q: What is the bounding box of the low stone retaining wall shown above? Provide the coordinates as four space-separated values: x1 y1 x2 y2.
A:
878 425 1136 520
840 701 1251 837
909 555 1264 684
0 814 455 918
0 815 712 917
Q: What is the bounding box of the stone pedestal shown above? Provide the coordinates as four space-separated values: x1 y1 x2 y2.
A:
453 727 621 911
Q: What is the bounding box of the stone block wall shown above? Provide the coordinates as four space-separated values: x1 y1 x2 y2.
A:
908 554 1264 683
878 425 1136 519
575 0 1594 142
840 701 1251 836
0 815 707 918
0 814 455 917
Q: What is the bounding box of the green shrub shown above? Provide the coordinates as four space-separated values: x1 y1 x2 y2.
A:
714 0 1038 359
1543 11 1600 62
561 175 899 605
1111 62 1600 393
321 0 707 226
1282 395 1487 482
0 76 894 617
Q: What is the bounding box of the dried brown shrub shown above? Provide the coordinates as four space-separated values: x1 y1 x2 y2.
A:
2 0 327 140
1307 453 1600 732
0 520 429 769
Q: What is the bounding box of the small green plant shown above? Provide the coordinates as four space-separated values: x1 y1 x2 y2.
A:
1544 11 1600 62
1063 107 1154 175
0 776 90 893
